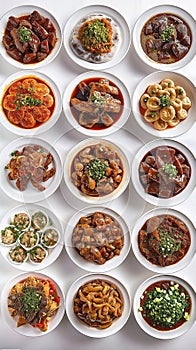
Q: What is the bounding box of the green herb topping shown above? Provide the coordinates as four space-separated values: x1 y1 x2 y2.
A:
18 286 42 318
159 95 170 108
18 26 31 43
15 96 42 110
162 163 178 179
86 159 109 183
160 26 175 42
91 92 105 106
158 229 181 257
140 282 190 328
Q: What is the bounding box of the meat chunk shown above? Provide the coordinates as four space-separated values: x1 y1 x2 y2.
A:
32 20 49 40
40 39 49 53
23 52 36 63
6 48 22 60
176 23 187 40
28 32 40 52
48 32 56 47
171 43 188 58
6 16 20 31
2 34 13 50
145 38 155 53
10 28 29 53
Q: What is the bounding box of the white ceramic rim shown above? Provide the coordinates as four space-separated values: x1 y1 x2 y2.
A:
0 4 62 69
64 206 131 272
65 273 131 338
1 271 65 337
131 70 196 138
63 137 130 204
41 226 60 249
63 4 131 70
131 207 196 273
63 70 131 137
0 137 63 203
132 4 196 71
133 274 196 339
131 138 196 206
0 203 64 271
0 70 62 136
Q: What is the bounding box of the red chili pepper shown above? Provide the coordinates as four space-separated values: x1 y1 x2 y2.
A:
54 296 60 303
49 281 56 291
49 289 54 295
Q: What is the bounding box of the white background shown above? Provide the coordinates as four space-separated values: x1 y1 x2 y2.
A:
0 0 195 349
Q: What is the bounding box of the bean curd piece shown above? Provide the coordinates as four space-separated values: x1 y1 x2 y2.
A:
146 97 161 111
161 79 175 89
147 84 162 96
171 98 182 111
154 119 168 130
164 88 176 100
73 279 123 329
144 110 160 122
182 96 192 109
140 93 150 109
177 109 188 120
168 118 180 127
160 106 175 121
175 86 186 99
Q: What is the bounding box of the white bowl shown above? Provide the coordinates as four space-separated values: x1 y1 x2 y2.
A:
133 274 196 339
132 71 196 138
1 271 65 337
65 206 130 272
65 273 131 338
0 70 62 136
29 244 48 264
11 211 31 231
63 138 130 204
8 245 29 265
41 226 60 249
63 71 131 137
131 138 195 206
18 230 39 251
0 225 20 247
63 4 130 70
0 137 62 203
0 203 63 271
131 207 196 274
0 5 62 69
132 5 196 71
31 209 49 231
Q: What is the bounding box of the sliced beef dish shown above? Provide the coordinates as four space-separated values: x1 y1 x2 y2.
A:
139 146 191 198
2 10 57 64
138 214 191 266
140 13 192 64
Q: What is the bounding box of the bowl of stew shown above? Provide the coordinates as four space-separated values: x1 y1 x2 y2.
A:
132 5 196 70
63 71 131 137
64 138 130 204
131 208 195 274
0 70 62 136
131 139 195 206
133 274 196 339
0 5 62 69
64 206 130 272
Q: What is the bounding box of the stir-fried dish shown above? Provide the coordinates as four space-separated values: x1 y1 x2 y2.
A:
139 280 191 330
139 146 191 198
70 77 124 130
29 245 47 263
8 276 60 332
3 10 57 64
138 214 191 266
73 279 123 329
5 144 56 191
71 143 123 197
140 78 191 131
72 211 124 264
41 228 59 248
9 245 28 264
71 14 120 63
141 13 192 64
2 77 55 129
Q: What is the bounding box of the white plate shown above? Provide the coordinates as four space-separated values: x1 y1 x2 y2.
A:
63 71 131 137
0 5 62 69
65 206 131 272
66 273 131 338
131 207 196 274
0 70 62 136
132 5 196 71
1 271 65 337
0 203 64 271
132 71 196 138
63 137 130 204
131 138 196 206
0 137 62 203
133 274 196 339
63 5 130 70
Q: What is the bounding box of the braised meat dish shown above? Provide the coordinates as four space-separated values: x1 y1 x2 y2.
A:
2 10 57 64
70 77 124 129
141 13 192 64
71 143 123 197
5 144 56 191
2 77 55 129
72 211 124 264
138 214 191 266
139 146 191 198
